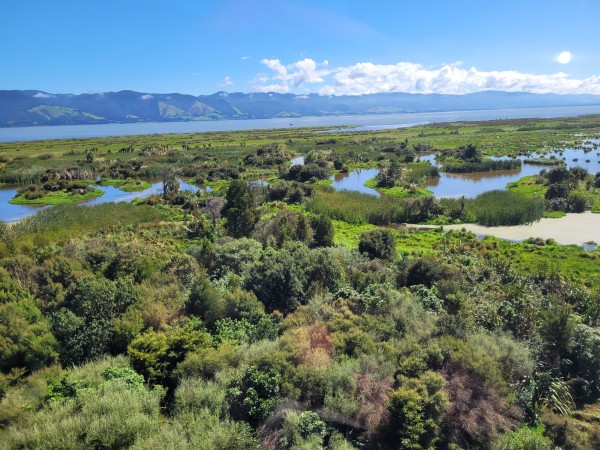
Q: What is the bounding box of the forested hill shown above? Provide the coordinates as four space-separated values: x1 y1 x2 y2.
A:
2 89 600 127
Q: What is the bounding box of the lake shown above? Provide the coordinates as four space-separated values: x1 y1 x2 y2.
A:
3 105 600 142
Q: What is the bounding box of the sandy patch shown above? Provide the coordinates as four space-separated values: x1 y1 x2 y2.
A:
438 212 600 246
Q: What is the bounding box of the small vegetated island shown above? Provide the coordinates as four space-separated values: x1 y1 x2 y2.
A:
1 115 600 449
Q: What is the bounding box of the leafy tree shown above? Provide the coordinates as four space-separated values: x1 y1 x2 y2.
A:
186 273 225 327
358 229 397 261
222 180 259 238
310 214 334 247
382 372 447 450
246 243 316 313
227 364 281 426
0 297 58 373
128 318 212 385
51 276 138 366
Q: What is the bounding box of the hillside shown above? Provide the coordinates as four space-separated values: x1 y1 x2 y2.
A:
2 89 600 127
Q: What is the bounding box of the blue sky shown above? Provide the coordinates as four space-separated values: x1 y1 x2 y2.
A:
2 0 600 95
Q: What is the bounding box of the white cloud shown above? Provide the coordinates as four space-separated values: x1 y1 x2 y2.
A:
220 76 234 87
254 58 600 96
140 94 153 100
33 92 53 98
254 58 330 93
241 56 251 60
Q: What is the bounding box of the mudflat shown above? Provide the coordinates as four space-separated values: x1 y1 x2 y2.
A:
443 212 600 245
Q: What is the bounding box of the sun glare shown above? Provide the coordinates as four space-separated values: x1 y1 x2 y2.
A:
557 51 572 64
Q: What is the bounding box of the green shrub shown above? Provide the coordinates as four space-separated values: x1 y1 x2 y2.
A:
358 229 397 261
381 372 447 450
492 426 552 450
227 364 281 426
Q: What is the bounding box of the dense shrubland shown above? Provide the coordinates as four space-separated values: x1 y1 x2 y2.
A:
1 116 600 448
0 176 599 449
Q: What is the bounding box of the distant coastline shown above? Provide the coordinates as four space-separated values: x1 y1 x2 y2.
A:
3 105 600 143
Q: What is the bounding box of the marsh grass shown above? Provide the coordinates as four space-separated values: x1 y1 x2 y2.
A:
469 190 544 226
9 203 169 249
305 189 408 225
443 159 521 173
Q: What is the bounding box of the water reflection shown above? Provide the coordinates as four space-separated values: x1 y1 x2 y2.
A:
0 179 208 222
330 168 381 196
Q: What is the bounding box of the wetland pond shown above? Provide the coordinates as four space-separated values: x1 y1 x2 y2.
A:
330 145 600 198
1 146 598 223
0 179 207 222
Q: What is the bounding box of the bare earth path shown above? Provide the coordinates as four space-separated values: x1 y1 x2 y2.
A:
435 212 600 246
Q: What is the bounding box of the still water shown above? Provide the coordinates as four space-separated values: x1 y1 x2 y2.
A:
0 179 206 222
3 106 600 142
329 146 600 198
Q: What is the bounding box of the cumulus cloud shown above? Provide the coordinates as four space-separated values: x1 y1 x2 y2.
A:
254 58 600 96
140 94 153 100
220 76 234 87
253 58 330 93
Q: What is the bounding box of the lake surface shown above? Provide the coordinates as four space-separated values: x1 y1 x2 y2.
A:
0 178 206 223
330 168 381 196
3 105 600 142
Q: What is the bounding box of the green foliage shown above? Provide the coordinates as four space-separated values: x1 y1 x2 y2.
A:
3 357 163 449
255 209 313 248
310 214 335 247
227 364 281 426
469 190 544 226
443 158 521 173
358 228 397 261
382 372 447 450
51 276 138 366
492 426 552 450
128 318 212 385
0 297 58 373
280 410 327 448
223 180 259 238
131 410 260 450
186 274 225 327
101 366 145 392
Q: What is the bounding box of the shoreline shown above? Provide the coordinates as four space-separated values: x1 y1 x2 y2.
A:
438 212 600 246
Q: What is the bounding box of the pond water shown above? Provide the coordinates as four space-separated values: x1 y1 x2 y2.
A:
328 145 600 199
0 178 207 222
419 145 600 198
330 168 381 196
290 155 305 166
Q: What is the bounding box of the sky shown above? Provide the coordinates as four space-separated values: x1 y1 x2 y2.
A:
2 0 600 96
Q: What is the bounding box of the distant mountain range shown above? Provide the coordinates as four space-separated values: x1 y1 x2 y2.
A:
2 89 600 127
